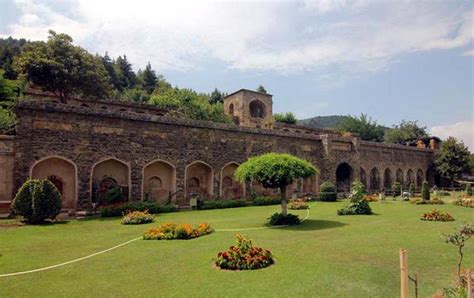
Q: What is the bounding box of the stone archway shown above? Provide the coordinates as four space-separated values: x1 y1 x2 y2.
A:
91 158 130 204
407 169 415 187
396 169 404 185
220 162 244 199
185 161 213 199
360 167 367 189
143 160 176 204
249 100 266 118
31 156 77 210
383 168 392 190
369 167 381 191
416 169 424 188
336 162 353 193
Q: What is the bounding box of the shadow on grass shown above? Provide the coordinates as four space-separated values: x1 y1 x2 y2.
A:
280 219 347 231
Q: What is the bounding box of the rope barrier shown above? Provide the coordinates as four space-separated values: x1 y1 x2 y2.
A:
0 203 314 277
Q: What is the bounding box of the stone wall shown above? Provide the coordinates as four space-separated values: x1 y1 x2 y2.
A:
0 135 15 202
9 100 436 209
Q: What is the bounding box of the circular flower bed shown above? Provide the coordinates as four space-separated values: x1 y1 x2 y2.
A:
143 222 213 240
215 234 274 270
121 210 154 225
420 209 454 222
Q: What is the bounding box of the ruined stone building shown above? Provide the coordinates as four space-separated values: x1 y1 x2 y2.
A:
0 89 438 211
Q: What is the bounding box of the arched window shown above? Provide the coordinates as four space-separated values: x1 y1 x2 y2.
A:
148 176 163 189
249 100 266 118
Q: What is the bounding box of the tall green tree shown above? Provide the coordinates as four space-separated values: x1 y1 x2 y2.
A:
384 120 428 145
209 88 223 104
115 55 137 91
435 137 470 187
15 30 112 103
235 153 318 216
101 52 120 91
256 85 267 94
338 113 385 142
139 62 157 94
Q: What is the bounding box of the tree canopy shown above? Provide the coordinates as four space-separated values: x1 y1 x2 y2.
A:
384 120 428 145
435 136 470 186
235 153 318 215
273 112 297 124
256 85 267 94
338 113 385 142
15 30 112 103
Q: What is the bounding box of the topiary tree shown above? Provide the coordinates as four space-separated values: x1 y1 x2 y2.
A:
235 153 318 216
337 181 373 216
392 182 402 197
319 181 337 202
465 183 472 197
421 181 430 201
409 183 415 194
12 179 62 223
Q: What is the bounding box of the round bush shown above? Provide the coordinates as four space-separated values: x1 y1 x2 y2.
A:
12 179 62 223
319 181 337 202
320 181 336 193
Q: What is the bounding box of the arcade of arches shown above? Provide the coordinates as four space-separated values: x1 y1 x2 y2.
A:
339 164 431 193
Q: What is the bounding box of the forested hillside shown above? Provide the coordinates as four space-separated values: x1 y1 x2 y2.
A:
298 115 349 129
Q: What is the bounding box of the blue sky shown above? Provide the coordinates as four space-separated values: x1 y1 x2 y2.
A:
1 0 473 149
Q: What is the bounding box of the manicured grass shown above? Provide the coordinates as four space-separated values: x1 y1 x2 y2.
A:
0 201 472 297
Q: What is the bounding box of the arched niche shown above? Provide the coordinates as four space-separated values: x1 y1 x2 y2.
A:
185 161 213 199
91 158 130 203
407 169 415 187
396 169 404 185
220 162 244 199
336 162 353 193
369 167 380 191
249 100 266 118
383 168 392 190
30 156 78 210
416 169 424 188
143 160 176 204
360 167 367 189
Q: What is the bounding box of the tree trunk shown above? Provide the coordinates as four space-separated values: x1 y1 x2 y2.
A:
280 185 288 216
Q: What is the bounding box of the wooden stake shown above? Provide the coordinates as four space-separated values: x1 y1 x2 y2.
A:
400 249 409 298
467 270 473 298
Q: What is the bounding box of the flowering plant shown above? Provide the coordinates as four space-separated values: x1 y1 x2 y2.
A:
143 222 213 240
215 234 274 270
121 210 154 225
420 209 454 222
453 197 473 208
363 194 379 202
289 199 309 210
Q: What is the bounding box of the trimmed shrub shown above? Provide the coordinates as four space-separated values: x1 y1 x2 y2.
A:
392 182 401 197
121 210 154 225
251 196 281 206
97 186 126 205
319 181 337 202
410 198 444 205
215 234 274 270
100 201 177 217
199 199 248 210
143 222 213 240
12 179 62 223
337 200 373 215
422 181 430 201
268 212 300 225
465 183 472 196
409 183 415 194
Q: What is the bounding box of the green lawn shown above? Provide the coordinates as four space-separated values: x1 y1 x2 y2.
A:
0 201 472 297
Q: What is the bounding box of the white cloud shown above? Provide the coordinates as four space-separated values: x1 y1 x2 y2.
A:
1 0 472 74
430 121 474 151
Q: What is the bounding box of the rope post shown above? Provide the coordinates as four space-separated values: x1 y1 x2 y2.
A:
400 249 409 298
467 270 472 298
